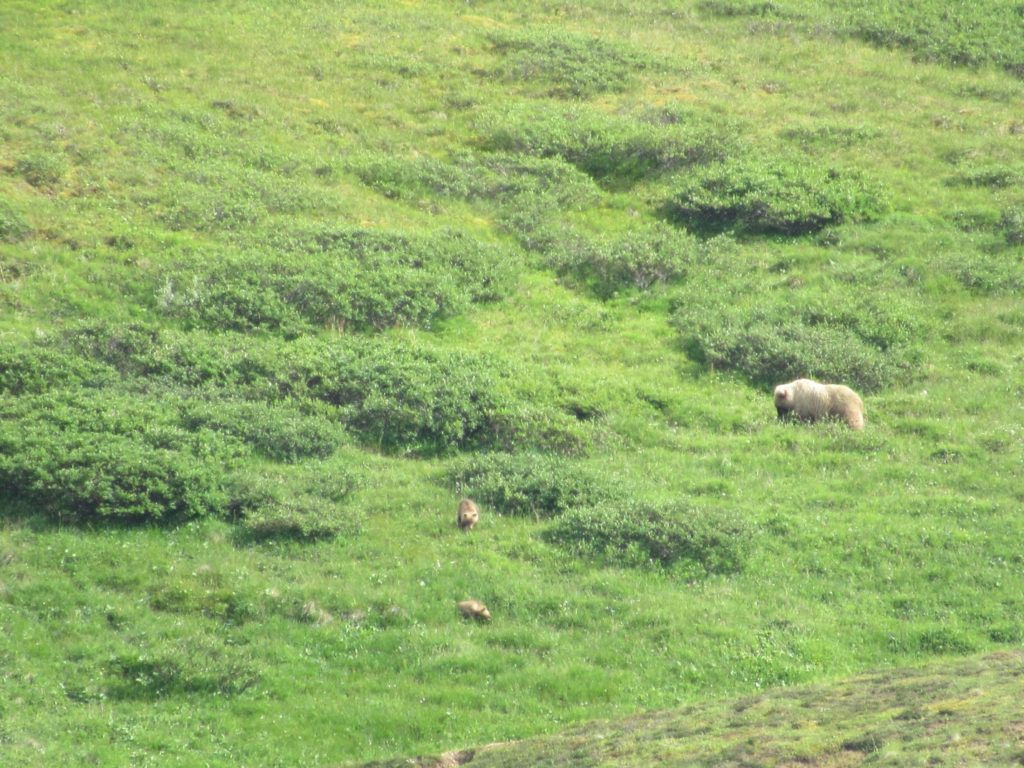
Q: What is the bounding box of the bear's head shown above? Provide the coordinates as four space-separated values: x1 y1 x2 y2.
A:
774 384 794 419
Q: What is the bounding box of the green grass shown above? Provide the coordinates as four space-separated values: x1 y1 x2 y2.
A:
1 0 1023 766
361 651 1024 767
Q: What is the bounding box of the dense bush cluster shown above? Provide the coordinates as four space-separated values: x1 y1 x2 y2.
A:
0 390 238 523
0 319 606 525
284 337 589 455
545 222 701 298
842 1 1024 77
348 150 599 212
448 453 623 519
666 157 888 235
0 379 361 530
543 500 752 576
178 399 348 463
103 647 259 701
673 287 923 392
476 102 734 185
157 227 519 334
58 324 596 456
0 344 117 394
487 28 655 98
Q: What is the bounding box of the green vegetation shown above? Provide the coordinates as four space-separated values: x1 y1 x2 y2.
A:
487 27 657 98
475 102 734 186
666 156 888 234
544 501 752 576
448 452 623 519
1 0 1022 766
366 651 1024 767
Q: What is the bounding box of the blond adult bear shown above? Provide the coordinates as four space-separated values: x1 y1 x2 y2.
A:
773 378 865 430
457 498 480 530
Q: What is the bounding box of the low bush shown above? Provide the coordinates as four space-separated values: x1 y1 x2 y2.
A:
543 500 752 577
1001 207 1024 246
158 227 519 333
0 391 238 523
14 152 65 190
476 102 734 185
0 381 361 528
666 157 888 235
487 28 654 98
697 0 779 17
545 222 700 298
56 324 595 456
288 337 592 455
948 164 1024 189
226 467 361 542
179 398 348 462
842 1 1024 77
672 287 923 392
348 150 599 212
447 453 623 519
939 248 1024 295
0 344 117 394
0 200 31 242
104 647 259 700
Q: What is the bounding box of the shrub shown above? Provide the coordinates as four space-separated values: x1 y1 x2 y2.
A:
54 324 595 456
178 398 348 462
697 0 779 17
0 391 238 523
226 467 361 542
672 288 923 392
842 1 1024 77
0 344 117 394
0 200 30 242
447 453 623 519
939 248 1024 295
666 157 888 235
0 381 362 528
59 322 259 387
543 500 752 577
1001 207 1024 246
158 228 520 333
104 647 259 700
476 102 734 185
546 222 700 298
948 165 1024 189
14 152 65 190
288 336 591 455
487 28 654 98
348 150 599 212
159 183 265 232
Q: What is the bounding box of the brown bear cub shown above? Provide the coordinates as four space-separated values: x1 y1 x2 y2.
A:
457 498 480 530
457 599 491 621
773 378 865 430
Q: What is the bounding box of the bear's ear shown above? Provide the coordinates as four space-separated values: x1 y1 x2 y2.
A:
776 389 788 400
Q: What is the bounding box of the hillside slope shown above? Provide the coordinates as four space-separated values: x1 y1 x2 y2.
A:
363 651 1024 767
1 0 1022 765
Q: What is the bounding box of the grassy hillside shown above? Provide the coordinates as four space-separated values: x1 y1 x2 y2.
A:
1 1 1022 765
361 651 1024 767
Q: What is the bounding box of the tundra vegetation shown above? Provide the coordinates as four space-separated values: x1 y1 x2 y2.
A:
0 1 1022 766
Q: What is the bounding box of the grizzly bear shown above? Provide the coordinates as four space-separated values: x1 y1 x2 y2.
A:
457 599 491 621
773 378 865 430
457 498 480 530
